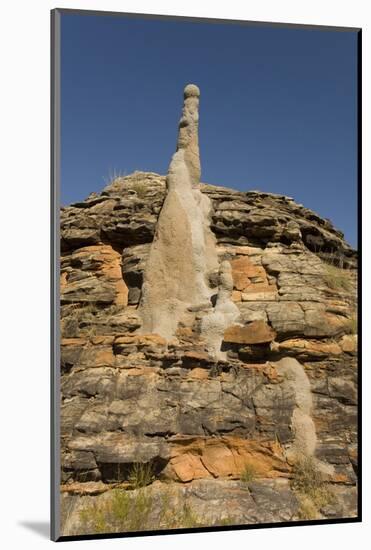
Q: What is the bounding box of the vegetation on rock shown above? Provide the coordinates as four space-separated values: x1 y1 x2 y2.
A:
322 263 353 292
240 462 258 483
291 456 336 520
59 84 358 536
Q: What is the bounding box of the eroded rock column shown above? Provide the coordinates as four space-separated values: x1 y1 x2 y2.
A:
201 261 240 359
275 357 334 475
139 85 218 339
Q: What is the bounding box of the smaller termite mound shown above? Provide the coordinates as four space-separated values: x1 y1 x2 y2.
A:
276 357 334 476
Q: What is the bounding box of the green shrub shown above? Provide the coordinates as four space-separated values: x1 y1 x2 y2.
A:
128 462 154 489
180 504 203 529
79 501 108 534
240 462 257 483
110 489 130 523
78 488 153 534
76 485 240 536
126 491 153 532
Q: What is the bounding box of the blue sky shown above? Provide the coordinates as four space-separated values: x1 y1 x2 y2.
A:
61 13 358 247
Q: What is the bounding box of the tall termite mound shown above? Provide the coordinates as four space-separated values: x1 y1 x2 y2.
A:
139 84 218 338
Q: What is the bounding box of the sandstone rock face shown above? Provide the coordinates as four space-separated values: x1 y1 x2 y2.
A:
61 478 301 536
59 86 358 535
224 321 276 344
61 245 128 308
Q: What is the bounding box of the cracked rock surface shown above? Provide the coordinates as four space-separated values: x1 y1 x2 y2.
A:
60 169 358 534
59 85 358 536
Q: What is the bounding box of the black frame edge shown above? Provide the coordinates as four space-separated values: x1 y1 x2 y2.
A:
57 517 361 543
356 28 362 523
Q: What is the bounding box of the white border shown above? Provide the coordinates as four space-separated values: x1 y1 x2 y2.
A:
1 1 368 548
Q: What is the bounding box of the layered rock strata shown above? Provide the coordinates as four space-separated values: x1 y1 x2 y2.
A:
59 86 358 535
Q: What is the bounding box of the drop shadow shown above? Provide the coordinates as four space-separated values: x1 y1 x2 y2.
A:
18 521 50 539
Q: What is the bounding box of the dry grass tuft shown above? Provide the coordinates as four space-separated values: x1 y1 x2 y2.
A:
291 456 335 520
322 264 352 292
240 462 258 483
128 462 154 489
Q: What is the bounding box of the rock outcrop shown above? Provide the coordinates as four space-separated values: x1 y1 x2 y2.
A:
59 85 358 536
